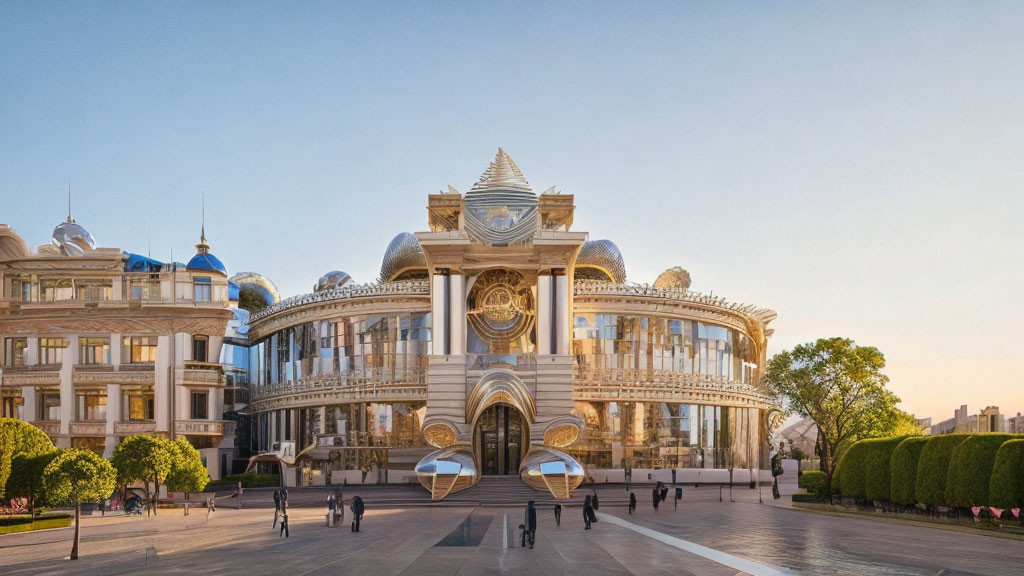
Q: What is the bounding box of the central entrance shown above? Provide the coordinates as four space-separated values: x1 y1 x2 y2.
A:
475 403 525 475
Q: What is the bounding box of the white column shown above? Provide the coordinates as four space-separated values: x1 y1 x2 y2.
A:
25 337 38 366
207 388 219 421
536 273 552 355
554 273 570 355
22 385 36 422
59 335 77 435
448 273 465 355
110 333 121 368
105 384 121 458
431 273 448 355
155 335 171 433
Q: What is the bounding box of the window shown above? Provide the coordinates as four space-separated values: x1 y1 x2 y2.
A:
192 336 208 363
40 393 61 420
1 395 23 419
79 337 111 365
122 336 158 363
40 279 73 302
193 277 211 302
76 281 112 301
76 393 107 421
191 392 208 419
4 338 27 366
39 338 68 365
126 393 155 420
11 278 32 301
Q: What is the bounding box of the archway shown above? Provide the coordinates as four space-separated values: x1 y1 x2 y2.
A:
474 403 527 475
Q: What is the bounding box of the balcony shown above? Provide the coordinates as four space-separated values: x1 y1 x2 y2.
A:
30 420 59 436
114 420 157 436
174 420 225 436
74 364 155 386
2 366 61 387
178 362 225 387
69 421 106 436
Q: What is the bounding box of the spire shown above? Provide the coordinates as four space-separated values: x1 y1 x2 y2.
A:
66 179 74 223
195 193 210 254
470 147 532 192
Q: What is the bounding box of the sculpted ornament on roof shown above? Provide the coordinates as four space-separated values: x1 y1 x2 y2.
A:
249 279 430 323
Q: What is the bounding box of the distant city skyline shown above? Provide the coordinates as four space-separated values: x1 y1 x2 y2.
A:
2 2 1022 421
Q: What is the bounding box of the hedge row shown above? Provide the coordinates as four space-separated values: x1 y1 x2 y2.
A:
797 470 828 501
837 433 1024 509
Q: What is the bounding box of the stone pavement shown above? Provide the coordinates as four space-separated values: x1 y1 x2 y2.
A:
2 478 1022 576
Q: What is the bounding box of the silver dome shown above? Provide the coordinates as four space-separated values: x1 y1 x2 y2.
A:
315 270 352 292
229 272 281 305
52 220 95 257
575 239 626 284
379 232 426 282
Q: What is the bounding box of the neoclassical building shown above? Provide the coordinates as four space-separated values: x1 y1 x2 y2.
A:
245 149 781 499
0 211 252 480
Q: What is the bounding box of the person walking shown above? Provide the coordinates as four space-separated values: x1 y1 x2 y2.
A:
351 495 364 532
583 495 594 530
674 486 683 510
652 486 660 512
554 503 562 527
279 510 289 538
273 489 281 528
771 442 785 500
592 489 600 511
628 491 636 515
525 500 537 549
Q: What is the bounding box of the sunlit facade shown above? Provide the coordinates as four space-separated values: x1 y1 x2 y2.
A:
246 149 782 498
0 214 247 480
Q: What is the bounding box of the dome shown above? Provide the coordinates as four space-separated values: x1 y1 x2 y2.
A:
52 220 95 257
315 270 352 292
654 267 692 291
575 239 626 284
123 253 164 273
463 148 539 246
186 252 227 275
380 232 427 282
229 272 280 306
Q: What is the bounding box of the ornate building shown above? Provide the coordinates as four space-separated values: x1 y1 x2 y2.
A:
0 210 248 480
245 149 781 499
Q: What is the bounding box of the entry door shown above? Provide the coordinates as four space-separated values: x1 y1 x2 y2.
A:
482 431 499 475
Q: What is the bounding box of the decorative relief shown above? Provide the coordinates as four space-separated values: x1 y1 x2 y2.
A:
114 420 157 435
573 366 775 408
249 280 430 324
174 420 224 435
467 270 534 354
30 421 59 436
69 421 106 436
3 369 60 387
422 422 459 449
543 422 581 448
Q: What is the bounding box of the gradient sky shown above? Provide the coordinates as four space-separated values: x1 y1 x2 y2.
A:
2 2 1021 422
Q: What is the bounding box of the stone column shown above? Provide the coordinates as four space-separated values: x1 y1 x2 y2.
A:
448 273 465 355
536 272 553 355
554 270 569 355
59 335 77 436
155 334 171 433
105 384 121 458
431 272 449 355
22 385 36 422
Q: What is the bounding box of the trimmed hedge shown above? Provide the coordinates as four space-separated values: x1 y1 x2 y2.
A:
864 436 907 502
989 439 1024 510
207 473 280 488
915 434 970 507
791 492 820 503
798 470 828 501
889 437 929 505
836 440 872 499
945 434 1013 508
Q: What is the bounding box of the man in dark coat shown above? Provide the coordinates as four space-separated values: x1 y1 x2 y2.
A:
592 489 600 511
771 442 785 500
583 495 594 529
525 501 537 549
652 486 660 511
628 491 636 515
273 490 281 528
554 503 562 527
351 495 365 532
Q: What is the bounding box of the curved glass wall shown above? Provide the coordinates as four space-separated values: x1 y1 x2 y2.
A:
249 312 431 389
572 314 759 384
567 401 761 470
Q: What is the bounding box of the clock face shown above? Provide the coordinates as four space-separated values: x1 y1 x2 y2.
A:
467 269 535 353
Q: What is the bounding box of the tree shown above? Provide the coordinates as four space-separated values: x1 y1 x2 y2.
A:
166 437 209 497
764 337 903 501
237 286 269 313
8 451 59 516
43 449 116 560
111 435 173 516
0 418 57 497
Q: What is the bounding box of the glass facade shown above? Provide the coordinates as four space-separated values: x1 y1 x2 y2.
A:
572 314 759 384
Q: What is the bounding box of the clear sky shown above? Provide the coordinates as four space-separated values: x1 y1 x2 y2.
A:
1 2 1021 422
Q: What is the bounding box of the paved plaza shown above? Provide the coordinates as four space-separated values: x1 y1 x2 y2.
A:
2 482 1023 576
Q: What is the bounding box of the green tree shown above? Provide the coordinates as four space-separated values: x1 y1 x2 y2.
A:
237 286 269 313
764 337 903 500
8 451 59 516
0 418 57 497
110 435 173 516
166 437 209 497
43 449 117 560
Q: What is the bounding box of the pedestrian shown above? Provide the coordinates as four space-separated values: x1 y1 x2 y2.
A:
554 503 562 527
273 489 281 528
583 495 594 530
674 486 683 510
327 491 336 525
625 465 631 492
672 468 677 485
652 486 660 512
525 500 537 549
628 491 636 515
237 481 243 510
771 441 785 500
351 495 364 532
279 511 289 538
281 487 289 506
592 489 600 511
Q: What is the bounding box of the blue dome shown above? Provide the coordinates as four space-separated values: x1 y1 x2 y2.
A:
228 280 240 301
186 252 227 275
123 252 165 273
